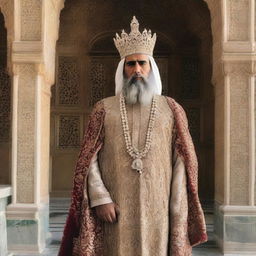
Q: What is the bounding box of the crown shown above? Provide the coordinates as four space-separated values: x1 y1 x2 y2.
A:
113 16 157 59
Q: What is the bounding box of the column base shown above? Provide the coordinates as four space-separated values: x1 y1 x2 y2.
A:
214 202 256 255
6 203 49 254
0 186 12 256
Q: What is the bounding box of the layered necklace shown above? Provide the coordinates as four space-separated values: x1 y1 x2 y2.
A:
120 93 157 174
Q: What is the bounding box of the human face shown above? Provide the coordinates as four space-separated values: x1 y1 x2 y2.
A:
124 54 151 80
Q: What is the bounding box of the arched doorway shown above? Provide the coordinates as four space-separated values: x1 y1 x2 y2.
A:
50 0 214 206
0 11 11 185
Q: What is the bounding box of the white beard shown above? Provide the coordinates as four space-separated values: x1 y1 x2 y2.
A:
122 74 156 106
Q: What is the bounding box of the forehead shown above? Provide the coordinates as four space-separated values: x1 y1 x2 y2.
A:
125 54 149 61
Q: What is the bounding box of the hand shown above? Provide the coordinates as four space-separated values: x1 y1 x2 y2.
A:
95 203 120 223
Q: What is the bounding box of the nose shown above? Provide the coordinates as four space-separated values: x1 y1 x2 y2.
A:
134 62 141 75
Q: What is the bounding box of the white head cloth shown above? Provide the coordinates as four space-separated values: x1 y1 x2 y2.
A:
115 55 162 95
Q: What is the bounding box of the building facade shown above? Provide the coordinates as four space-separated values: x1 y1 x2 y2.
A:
0 0 255 255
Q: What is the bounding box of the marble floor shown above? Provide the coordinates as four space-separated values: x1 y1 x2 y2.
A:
14 198 226 256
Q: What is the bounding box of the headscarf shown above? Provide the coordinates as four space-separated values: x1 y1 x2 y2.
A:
115 55 162 95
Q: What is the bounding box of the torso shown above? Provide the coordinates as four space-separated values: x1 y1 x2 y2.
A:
99 94 175 256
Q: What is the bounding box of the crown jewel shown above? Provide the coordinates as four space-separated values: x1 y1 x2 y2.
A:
114 16 157 59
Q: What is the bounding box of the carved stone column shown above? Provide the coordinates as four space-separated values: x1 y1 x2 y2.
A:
3 0 64 254
210 0 256 254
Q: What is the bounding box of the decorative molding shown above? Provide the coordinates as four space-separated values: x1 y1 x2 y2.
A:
219 205 256 216
223 60 256 75
6 204 39 220
20 0 42 41
0 185 12 199
12 41 43 64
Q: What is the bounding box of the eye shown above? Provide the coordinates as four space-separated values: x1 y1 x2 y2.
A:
126 61 136 66
138 61 147 66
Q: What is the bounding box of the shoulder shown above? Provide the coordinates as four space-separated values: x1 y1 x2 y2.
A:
101 95 119 105
161 96 188 125
91 95 119 116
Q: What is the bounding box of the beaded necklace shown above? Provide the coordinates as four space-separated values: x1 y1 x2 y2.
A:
120 93 157 174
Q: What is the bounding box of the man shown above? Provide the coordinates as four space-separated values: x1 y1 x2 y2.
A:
58 16 207 256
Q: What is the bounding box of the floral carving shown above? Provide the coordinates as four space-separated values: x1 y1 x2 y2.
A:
57 56 80 106
89 61 105 107
58 115 81 148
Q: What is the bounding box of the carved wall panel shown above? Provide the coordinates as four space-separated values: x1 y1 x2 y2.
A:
21 0 42 41
228 0 249 41
230 74 249 205
181 57 200 99
57 115 82 149
0 68 10 143
57 56 80 106
89 61 105 106
17 64 36 203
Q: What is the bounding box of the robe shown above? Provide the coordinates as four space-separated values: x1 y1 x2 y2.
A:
58 95 207 256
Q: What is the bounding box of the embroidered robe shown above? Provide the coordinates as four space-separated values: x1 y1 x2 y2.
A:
58 95 207 256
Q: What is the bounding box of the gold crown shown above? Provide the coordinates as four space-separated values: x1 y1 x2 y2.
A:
113 16 157 59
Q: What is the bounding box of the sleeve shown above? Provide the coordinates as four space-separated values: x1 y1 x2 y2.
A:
86 152 113 208
170 148 187 216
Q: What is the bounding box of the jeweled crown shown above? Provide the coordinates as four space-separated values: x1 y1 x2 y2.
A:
113 16 157 59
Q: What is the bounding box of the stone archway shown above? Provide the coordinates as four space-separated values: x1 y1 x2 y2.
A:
51 0 214 207
0 0 254 254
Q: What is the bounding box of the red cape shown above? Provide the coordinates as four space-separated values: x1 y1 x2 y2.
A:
58 97 207 256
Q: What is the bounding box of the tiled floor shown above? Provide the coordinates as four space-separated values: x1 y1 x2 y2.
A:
14 198 225 256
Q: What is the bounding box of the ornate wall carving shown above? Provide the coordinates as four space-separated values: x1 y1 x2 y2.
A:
17 64 36 203
230 74 249 205
89 61 105 106
228 0 249 41
57 56 80 106
21 0 42 41
57 115 81 148
0 69 10 143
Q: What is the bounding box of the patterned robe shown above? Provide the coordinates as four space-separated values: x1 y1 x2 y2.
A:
58 95 207 256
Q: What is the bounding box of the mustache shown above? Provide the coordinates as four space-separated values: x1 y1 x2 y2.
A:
127 74 147 85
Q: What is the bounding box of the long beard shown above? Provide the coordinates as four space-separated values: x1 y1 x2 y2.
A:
122 75 155 106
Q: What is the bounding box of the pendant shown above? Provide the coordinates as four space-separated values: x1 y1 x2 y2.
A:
131 158 143 174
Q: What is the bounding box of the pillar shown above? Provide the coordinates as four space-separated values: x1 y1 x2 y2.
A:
210 0 256 254
4 0 64 254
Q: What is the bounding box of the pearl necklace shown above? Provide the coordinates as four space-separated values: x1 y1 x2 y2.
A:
120 93 157 174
